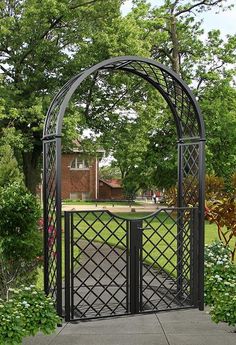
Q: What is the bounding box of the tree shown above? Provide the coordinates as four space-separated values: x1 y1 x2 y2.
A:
103 0 236 189
0 0 123 193
200 78 236 180
1 0 236 194
100 165 122 180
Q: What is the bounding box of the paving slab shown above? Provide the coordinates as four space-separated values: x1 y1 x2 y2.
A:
166 334 236 345
23 309 236 345
49 333 168 345
60 313 162 335
157 309 235 334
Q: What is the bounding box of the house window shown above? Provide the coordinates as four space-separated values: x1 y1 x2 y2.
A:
69 192 89 200
82 192 89 200
70 192 81 200
70 157 89 170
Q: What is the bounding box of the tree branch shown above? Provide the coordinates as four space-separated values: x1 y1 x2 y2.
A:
175 0 223 16
0 64 13 79
70 0 103 10
18 0 102 66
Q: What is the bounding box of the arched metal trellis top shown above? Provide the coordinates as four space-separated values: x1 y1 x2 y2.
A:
43 55 205 142
42 56 205 319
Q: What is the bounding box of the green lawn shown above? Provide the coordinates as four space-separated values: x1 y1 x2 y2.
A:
36 211 223 289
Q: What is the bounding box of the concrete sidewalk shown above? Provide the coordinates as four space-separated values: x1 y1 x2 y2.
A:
62 202 161 213
23 309 235 345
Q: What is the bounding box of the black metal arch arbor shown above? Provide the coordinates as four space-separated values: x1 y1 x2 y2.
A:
43 56 205 319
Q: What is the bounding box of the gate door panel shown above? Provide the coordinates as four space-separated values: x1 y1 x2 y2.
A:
140 207 197 312
65 207 198 321
65 211 129 321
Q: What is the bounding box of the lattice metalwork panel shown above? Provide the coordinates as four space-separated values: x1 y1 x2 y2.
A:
44 140 57 299
115 60 200 139
70 211 128 320
140 208 194 312
182 143 200 206
44 73 83 136
44 57 203 142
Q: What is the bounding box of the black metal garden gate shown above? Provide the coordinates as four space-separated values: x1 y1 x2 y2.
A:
42 56 205 320
64 207 199 321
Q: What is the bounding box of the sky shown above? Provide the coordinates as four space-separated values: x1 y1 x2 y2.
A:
121 0 236 37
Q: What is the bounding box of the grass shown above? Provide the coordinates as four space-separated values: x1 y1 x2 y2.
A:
36 211 226 289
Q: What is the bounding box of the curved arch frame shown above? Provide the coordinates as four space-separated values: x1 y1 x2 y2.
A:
42 56 205 317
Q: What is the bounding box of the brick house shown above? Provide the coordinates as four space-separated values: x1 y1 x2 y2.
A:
61 152 98 200
99 179 125 200
60 140 106 200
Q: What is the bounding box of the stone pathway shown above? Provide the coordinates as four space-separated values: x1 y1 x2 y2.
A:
23 308 235 345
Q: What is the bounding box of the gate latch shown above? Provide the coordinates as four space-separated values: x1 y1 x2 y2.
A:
138 227 152 231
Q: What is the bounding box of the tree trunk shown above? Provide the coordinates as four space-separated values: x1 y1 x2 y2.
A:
170 15 180 75
22 146 42 194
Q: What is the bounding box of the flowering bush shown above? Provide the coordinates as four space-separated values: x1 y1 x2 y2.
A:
0 285 60 345
204 242 236 326
38 217 57 258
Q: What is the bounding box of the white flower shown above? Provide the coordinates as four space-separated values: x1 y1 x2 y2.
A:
24 287 31 291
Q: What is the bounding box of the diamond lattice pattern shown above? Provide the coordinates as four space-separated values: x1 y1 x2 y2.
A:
71 211 128 319
140 208 193 311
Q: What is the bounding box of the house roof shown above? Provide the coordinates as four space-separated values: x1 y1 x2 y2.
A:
100 179 123 189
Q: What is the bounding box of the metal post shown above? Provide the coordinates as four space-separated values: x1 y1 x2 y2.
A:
56 137 62 316
198 140 205 310
129 220 142 314
43 140 49 295
71 213 75 320
176 209 184 297
64 212 71 322
177 143 184 297
190 208 199 307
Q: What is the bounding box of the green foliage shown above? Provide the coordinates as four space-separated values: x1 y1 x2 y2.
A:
0 182 42 298
200 80 236 181
0 0 235 194
0 285 60 345
0 182 40 239
0 0 123 192
204 242 236 326
0 144 23 187
100 165 122 180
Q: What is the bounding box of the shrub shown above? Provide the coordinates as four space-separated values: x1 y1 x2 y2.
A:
0 182 42 298
0 144 23 188
0 285 60 345
205 174 225 200
204 242 236 326
205 197 236 261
